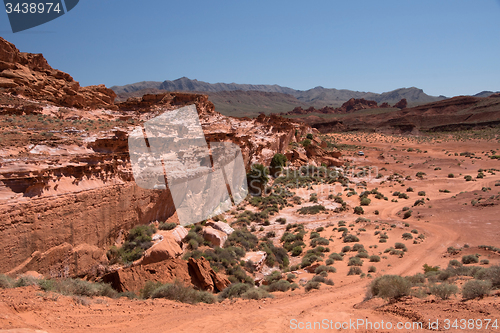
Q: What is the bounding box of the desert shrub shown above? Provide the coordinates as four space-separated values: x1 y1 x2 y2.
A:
270 153 287 177
117 224 157 263
369 255 381 262
315 265 336 274
368 266 376 273
448 173 454 178
462 254 479 264
474 265 500 288
219 283 252 300
310 237 329 247
329 253 343 261
39 278 117 298
291 246 303 256
266 231 276 238
298 205 325 215
394 242 408 251
402 233 413 240
406 187 414 192
0 274 14 289
480 259 490 265
343 234 359 243
287 273 296 282
247 164 269 195
348 257 363 266
267 280 292 292
341 246 352 253
405 273 426 286
352 243 364 251
355 217 370 223
464 175 472 181
304 281 321 292
159 222 177 231
416 172 426 178
347 267 363 275
398 193 409 199
353 206 364 215
413 199 425 206
403 210 412 219
241 287 273 300
356 252 369 259
462 280 492 299
360 197 371 206
311 275 326 283
430 283 458 300
276 217 287 224
150 281 216 304
448 259 463 268
325 258 334 265
418 191 426 196
369 275 411 300
226 229 258 251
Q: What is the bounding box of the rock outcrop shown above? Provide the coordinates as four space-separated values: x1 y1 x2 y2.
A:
0 37 117 110
394 98 408 109
102 257 230 293
0 38 343 277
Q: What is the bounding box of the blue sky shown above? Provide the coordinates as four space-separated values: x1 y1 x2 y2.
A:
1 0 499 96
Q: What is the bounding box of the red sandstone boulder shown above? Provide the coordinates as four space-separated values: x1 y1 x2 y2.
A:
202 226 228 248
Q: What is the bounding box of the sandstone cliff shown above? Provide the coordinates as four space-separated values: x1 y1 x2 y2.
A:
0 38 342 277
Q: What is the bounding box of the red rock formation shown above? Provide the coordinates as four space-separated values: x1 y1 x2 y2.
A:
394 98 408 109
379 102 390 108
337 98 378 113
102 257 230 293
0 37 117 109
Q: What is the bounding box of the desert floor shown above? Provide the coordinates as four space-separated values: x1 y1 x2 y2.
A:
1 132 500 333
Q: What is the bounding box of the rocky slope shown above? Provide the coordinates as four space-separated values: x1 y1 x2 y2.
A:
311 95 500 134
0 38 341 279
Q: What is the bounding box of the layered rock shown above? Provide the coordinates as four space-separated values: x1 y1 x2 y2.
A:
102 257 230 293
0 37 117 110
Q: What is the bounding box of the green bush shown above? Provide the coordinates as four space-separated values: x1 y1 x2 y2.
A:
360 197 371 206
0 274 14 289
267 280 292 292
430 283 458 300
462 254 479 264
306 133 314 140
159 222 177 231
464 175 472 181
417 191 426 196
304 281 321 292
270 153 288 177
403 210 412 219
368 266 376 273
369 275 411 300
448 259 463 268
149 280 216 304
402 233 413 240
369 255 381 262
329 253 343 261
315 265 336 274
347 267 363 275
241 287 273 300
219 283 252 300
39 278 117 298
298 205 326 215
348 257 363 266
462 280 492 299
343 234 359 243
353 206 364 215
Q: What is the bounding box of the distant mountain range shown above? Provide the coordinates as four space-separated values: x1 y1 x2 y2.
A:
110 77 497 118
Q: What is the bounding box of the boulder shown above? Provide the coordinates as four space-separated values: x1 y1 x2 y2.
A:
242 251 267 272
102 259 192 293
134 233 183 266
203 226 228 248
169 225 189 244
206 221 234 235
188 257 230 292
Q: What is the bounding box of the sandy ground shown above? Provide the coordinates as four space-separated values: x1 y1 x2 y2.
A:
1 133 500 333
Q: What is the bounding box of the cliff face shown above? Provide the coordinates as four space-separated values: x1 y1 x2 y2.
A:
0 38 340 276
0 37 116 110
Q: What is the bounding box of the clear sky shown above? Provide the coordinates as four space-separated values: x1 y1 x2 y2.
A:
1 0 499 96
